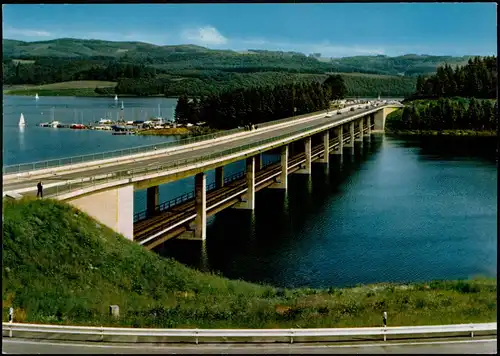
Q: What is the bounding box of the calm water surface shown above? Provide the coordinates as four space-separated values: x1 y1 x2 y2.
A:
3 95 497 288
3 95 179 166
155 135 497 288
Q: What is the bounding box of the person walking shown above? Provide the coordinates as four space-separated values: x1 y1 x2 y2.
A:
36 181 43 198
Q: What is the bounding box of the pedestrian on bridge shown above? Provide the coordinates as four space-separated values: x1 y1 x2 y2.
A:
36 181 43 198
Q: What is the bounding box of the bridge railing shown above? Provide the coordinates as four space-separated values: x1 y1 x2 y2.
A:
134 161 279 222
47 107 390 196
133 169 247 222
2 322 495 344
3 107 340 175
49 109 385 198
4 103 391 176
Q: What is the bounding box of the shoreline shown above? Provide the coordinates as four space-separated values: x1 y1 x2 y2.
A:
386 129 497 137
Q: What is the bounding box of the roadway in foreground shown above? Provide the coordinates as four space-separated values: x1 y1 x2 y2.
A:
3 337 496 354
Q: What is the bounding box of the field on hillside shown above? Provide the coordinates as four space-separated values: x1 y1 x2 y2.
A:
2 198 496 329
4 81 118 97
4 80 116 91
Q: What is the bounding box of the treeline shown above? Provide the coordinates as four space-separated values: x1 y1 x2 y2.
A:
3 59 159 85
388 98 497 132
174 75 346 129
413 56 497 99
342 74 416 97
108 72 320 97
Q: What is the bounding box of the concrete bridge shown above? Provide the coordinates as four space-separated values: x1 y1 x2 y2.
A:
3 101 402 248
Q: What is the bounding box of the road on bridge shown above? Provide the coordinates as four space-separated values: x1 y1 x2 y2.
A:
4 105 387 198
2 337 496 354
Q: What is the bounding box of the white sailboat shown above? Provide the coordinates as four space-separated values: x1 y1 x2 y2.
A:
114 94 118 101
18 113 26 127
35 93 39 100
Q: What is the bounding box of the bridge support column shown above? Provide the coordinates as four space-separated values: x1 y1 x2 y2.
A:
255 153 263 171
269 145 288 189
344 122 355 148
333 126 343 154
356 120 363 142
215 166 224 189
373 107 398 131
146 186 159 217
365 115 372 136
318 130 329 164
194 172 207 240
233 157 255 210
295 137 312 174
68 184 134 240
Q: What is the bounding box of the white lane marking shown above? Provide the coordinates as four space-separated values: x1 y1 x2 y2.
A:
2 338 496 350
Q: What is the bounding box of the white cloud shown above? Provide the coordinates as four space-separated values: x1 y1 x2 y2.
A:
181 26 228 46
3 27 51 38
2 24 428 57
234 37 387 57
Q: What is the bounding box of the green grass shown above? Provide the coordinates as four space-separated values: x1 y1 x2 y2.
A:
4 81 117 97
3 198 496 328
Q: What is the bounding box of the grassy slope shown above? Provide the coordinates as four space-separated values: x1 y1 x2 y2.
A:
3 199 496 328
4 81 117 96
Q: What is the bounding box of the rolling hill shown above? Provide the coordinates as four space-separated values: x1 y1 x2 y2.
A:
3 38 473 76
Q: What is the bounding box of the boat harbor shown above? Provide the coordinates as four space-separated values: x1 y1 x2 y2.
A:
17 98 191 134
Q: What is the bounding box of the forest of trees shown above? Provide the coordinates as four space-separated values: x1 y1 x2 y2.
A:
388 98 497 132
390 56 498 133
413 56 497 99
3 56 416 98
174 76 346 129
3 59 158 85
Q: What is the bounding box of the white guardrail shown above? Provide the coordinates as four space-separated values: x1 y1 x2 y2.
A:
2 322 496 344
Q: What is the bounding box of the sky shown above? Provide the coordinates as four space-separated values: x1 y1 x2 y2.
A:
2 3 497 58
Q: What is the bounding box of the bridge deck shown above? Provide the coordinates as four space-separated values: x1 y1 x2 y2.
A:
3 105 395 199
134 127 369 248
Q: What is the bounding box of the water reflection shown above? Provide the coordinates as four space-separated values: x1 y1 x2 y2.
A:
156 134 496 288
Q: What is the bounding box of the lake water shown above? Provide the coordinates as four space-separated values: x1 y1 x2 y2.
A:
155 135 497 289
3 95 497 289
3 95 179 166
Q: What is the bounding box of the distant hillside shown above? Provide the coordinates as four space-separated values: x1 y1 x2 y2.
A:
3 38 473 76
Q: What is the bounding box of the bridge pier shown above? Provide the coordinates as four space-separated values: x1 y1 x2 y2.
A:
356 120 363 143
365 115 372 136
178 172 207 241
269 145 288 190
295 136 312 174
255 153 263 171
194 172 207 240
333 126 343 154
215 166 224 189
146 186 159 217
373 107 398 131
317 131 329 164
68 184 134 240
233 156 255 210
344 122 355 148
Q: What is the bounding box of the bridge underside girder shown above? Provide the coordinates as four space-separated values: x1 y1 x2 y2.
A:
56 109 398 247
135 118 377 248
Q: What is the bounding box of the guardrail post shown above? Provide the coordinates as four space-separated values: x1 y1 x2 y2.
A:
383 327 387 341
195 329 199 344
101 326 104 341
471 324 474 338
290 329 294 344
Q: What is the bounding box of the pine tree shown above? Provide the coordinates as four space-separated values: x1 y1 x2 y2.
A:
174 95 189 124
